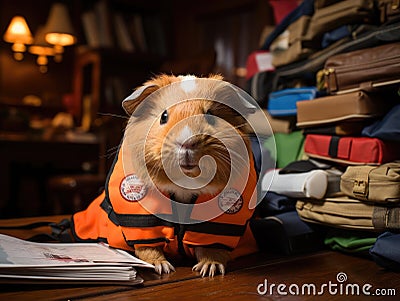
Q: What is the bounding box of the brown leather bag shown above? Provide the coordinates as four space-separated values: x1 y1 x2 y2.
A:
323 42 400 94
296 91 390 128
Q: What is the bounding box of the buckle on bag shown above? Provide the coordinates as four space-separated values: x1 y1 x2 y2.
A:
353 180 368 200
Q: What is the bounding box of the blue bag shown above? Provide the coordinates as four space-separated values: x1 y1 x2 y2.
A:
362 104 400 141
258 191 296 217
370 232 400 271
321 25 353 48
267 87 318 116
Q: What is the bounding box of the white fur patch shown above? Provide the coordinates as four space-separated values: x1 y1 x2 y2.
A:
177 125 193 145
179 75 197 92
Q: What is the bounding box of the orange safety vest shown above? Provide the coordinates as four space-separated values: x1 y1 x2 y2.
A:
72 144 259 259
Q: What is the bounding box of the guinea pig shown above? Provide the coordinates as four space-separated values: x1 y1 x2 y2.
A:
118 74 259 277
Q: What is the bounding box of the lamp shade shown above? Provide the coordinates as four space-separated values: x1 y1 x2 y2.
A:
29 26 55 56
3 15 33 45
29 26 56 73
44 3 76 46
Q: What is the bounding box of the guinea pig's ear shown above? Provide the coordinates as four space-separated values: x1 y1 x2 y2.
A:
122 84 158 116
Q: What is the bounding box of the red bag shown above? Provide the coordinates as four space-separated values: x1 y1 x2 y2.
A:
304 134 400 165
245 51 274 80
269 0 299 24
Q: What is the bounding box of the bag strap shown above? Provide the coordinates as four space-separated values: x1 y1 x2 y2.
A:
328 136 340 158
0 218 74 243
373 206 400 230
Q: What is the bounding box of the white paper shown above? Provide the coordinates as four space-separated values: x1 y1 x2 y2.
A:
255 52 274 71
0 234 154 284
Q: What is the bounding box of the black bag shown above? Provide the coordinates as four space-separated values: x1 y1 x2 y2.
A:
250 211 324 255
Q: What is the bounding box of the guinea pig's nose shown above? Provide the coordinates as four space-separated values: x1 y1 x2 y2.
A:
181 139 198 150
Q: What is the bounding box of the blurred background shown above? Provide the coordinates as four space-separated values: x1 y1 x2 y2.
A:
0 0 283 218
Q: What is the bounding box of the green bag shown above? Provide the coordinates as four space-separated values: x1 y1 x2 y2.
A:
324 229 377 254
263 131 305 169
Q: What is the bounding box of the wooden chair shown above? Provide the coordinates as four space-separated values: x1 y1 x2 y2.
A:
46 117 125 215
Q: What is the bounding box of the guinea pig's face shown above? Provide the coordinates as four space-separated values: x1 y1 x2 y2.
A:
122 75 253 201
142 99 250 197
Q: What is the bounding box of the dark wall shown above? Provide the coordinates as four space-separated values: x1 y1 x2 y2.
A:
0 0 75 106
0 0 273 106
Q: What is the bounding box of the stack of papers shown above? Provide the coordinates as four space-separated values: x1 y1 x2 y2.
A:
0 234 154 285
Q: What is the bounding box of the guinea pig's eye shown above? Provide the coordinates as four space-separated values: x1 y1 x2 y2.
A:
205 109 215 125
160 110 168 125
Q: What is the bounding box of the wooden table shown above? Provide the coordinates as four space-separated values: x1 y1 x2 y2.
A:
0 215 399 300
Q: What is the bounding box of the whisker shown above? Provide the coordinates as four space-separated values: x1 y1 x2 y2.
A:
97 112 129 120
210 146 252 181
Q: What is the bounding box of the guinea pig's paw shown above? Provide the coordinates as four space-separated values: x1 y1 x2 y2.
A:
153 259 175 275
134 246 175 275
193 247 230 277
192 259 225 277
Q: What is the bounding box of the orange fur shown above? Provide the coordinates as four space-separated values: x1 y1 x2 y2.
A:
123 74 252 276
124 74 252 202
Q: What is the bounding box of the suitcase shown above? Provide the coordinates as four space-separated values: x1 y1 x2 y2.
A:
296 91 390 127
267 87 318 116
323 42 400 94
304 134 400 165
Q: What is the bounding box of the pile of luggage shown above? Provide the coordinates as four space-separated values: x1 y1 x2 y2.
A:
248 0 400 271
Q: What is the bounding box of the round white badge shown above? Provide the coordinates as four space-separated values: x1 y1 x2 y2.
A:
120 174 147 201
218 188 243 214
